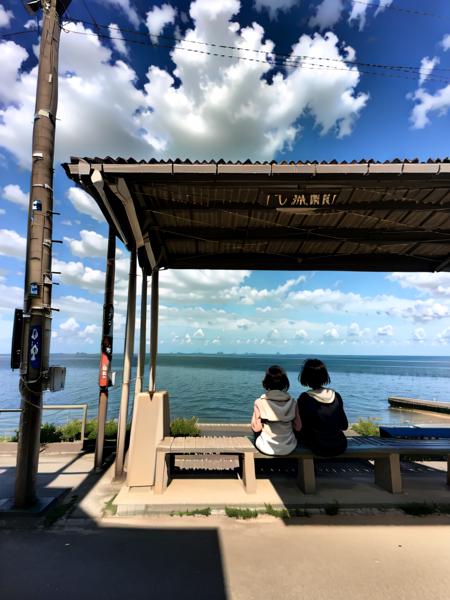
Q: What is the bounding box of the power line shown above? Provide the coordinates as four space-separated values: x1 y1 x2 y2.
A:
66 17 450 77
351 0 450 20
0 29 38 38
60 24 450 84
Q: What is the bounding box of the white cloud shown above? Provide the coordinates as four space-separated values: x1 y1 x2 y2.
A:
146 4 176 44
388 272 450 298
96 0 140 27
65 229 108 258
0 5 369 167
160 269 250 303
438 326 450 342
60 317 80 332
2 184 28 209
419 56 440 86
377 324 394 336
409 84 450 129
309 0 344 31
52 258 105 293
0 282 23 312
413 327 426 342
108 23 129 56
0 229 26 259
254 0 297 20
323 326 339 339
67 187 105 222
56 295 103 320
24 19 37 30
0 208 5 215
193 328 205 337
348 0 393 31
295 329 308 339
441 34 450 52
0 4 13 28
348 322 370 337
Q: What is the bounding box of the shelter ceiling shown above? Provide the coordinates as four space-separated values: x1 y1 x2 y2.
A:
62 158 450 273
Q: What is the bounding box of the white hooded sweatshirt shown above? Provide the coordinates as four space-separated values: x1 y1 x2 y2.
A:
252 390 300 456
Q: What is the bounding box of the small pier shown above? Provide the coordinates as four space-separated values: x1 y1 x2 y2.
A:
388 396 450 415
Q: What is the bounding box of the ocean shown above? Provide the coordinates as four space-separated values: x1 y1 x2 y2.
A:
1 353 449 436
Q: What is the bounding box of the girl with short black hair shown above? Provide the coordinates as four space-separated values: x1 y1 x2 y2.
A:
297 358 348 457
251 365 302 455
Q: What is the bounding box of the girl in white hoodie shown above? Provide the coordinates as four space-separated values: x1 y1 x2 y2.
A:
251 365 302 455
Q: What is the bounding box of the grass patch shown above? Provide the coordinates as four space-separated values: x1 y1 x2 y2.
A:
103 494 118 516
264 504 289 519
171 507 211 517
351 418 380 436
43 495 78 527
170 416 201 437
225 506 259 519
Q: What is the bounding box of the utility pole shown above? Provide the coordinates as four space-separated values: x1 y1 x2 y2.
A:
14 0 71 508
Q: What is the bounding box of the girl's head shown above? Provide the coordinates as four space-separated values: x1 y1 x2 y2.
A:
262 365 290 391
299 359 331 389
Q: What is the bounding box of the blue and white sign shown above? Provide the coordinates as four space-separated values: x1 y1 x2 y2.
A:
29 325 41 370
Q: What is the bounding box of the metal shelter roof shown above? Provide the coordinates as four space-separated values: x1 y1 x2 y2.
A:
62 158 450 273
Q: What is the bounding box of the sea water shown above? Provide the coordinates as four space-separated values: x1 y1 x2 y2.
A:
0 353 449 436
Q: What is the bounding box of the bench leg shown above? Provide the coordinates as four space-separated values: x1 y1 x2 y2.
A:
297 458 315 494
242 451 256 494
374 454 402 493
154 451 170 494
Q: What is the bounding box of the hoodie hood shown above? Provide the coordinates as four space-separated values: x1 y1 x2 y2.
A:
307 388 336 404
256 390 296 422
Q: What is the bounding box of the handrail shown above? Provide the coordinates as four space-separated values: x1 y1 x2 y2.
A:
0 404 88 441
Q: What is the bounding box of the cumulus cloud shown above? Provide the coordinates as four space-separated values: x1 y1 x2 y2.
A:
0 4 13 28
67 187 105 222
323 326 339 339
65 229 109 258
254 0 297 20
438 326 450 342
348 0 393 31
409 84 450 129
413 327 426 342
159 269 250 303
96 0 140 27
309 0 344 31
377 324 394 336
2 184 28 209
347 322 370 337
108 23 129 56
388 272 450 298
0 229 26 259
419 56 440 86
146 4 176 44
0 2 368 168
441 34 450 52
60 317 80 332
0 282 23 313
193 328 205 337
295 329 308 339
52 258 105 293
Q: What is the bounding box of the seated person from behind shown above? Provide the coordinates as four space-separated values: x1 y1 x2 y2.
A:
251 365 301 456
297 358 348 457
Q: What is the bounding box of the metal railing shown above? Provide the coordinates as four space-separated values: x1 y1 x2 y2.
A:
0 404 89 441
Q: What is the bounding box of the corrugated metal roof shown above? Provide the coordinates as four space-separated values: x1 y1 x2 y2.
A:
62 157 450 273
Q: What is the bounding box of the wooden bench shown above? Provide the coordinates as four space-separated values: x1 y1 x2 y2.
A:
257 436 450 494
155 435 450 495
155 436 257 494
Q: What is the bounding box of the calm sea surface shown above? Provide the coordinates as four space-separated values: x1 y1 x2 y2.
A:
1 353 449 436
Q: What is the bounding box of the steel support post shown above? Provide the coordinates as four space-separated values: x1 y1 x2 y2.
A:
134 270 148 399
94 228 116 470
149 268 159 392
114 249 137 480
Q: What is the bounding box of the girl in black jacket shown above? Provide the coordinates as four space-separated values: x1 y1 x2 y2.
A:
297 358 348 457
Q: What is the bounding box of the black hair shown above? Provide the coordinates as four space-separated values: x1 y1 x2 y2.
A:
262 365 290 391
299 358 331 389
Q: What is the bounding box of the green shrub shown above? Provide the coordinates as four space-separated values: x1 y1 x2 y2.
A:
171 507 211 517
264 504 289 519
104 419 118 438
40 422 62 443
170 416 200 437
351 418 380 436
59 420 82 441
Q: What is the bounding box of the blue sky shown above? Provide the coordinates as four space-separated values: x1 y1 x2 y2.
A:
1 0 450 355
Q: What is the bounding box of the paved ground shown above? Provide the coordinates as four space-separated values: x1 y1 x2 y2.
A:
1 445 450 599
2 513 450 600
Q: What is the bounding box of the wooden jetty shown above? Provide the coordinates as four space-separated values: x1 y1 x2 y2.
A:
388 396 450 415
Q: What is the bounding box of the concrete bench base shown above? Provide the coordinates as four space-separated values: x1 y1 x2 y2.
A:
155 436 257 494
